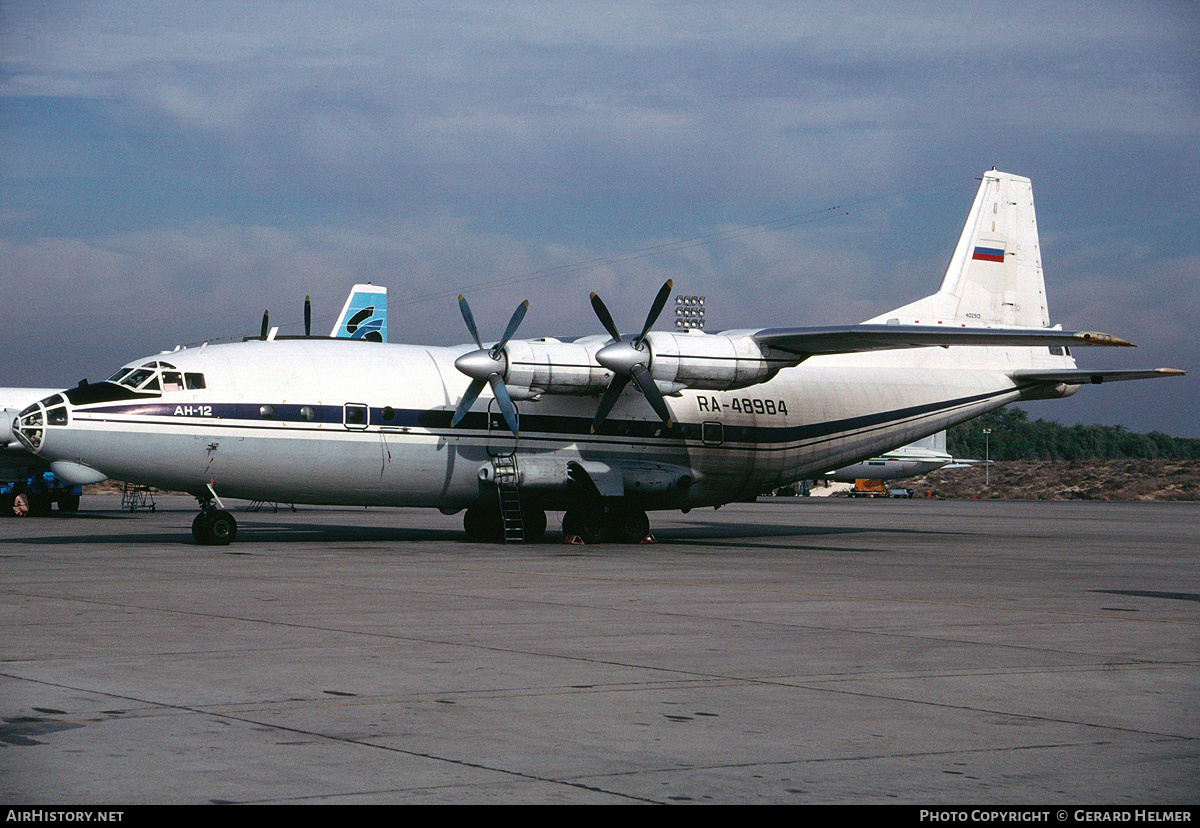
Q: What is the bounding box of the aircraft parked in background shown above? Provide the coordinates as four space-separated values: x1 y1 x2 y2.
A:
824 431 962 482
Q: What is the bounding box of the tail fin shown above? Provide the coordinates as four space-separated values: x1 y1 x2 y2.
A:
869 170 1050 328
331 284 388 342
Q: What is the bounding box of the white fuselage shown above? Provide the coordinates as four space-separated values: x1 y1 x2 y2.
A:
17 336 1070 510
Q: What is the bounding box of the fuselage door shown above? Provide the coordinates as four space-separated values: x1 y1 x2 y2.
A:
343 403 369 430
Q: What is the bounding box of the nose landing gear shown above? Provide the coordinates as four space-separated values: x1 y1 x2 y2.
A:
192 493 237 546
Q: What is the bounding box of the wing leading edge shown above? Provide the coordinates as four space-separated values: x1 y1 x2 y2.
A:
751 324 1134 358
1011 368 1186 384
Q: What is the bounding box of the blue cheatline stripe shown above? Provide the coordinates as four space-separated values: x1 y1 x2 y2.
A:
71 384 1018 450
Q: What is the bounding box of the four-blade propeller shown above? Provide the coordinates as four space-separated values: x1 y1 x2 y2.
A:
589 279 674 433
450 281 676 436
451 296 529 436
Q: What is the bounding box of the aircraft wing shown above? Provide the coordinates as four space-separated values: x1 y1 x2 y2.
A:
1010 368 1186 384
750 324 1134 358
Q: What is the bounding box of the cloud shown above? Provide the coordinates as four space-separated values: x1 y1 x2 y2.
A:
0 1 1196 436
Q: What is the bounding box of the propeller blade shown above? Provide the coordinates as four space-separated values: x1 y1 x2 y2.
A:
304 296 311 337
488 374 520 436
630 364 672 427
458 295 483 349
492 300 529 357
635 279 673 346
588 281 677 431
451 378 486 427
452 295 529 435
261 310 269 339
590 292 623 343
590 374 631 434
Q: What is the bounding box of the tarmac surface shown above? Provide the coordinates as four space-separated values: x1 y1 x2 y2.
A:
1 495 1197 805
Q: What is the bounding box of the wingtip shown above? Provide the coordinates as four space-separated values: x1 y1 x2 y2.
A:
1074 331 1136 347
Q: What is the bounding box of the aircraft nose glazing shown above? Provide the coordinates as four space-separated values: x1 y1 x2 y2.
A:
14 404 45 452
13 395 70 454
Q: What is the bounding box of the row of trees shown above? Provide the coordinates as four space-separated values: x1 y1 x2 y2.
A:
946 407 1200 461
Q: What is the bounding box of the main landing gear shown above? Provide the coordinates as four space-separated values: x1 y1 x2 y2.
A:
192 502 237 545
561 504 651 545
462 502 652 544
462 504 547 543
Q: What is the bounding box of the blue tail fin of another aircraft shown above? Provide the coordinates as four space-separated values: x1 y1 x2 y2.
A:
331 284 388 342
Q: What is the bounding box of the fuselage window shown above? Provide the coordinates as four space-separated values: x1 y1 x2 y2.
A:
382 406 396 422
185 373 206 389
344 403 369 429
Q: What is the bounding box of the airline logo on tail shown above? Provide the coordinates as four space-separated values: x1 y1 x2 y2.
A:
331 284 388 342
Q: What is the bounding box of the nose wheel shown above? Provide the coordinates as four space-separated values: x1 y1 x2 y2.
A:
192 508 237 545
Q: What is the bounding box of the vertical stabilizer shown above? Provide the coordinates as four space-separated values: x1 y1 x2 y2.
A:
869 170 1051 329
331 284 388 342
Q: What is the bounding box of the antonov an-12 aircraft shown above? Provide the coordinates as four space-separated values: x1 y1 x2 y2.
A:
9 170 1183 544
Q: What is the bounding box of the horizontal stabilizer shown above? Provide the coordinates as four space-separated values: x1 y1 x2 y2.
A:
1011 368 1186 385
753 324 1134 358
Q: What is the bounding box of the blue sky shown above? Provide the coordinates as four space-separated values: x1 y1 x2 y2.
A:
2 1 1197 435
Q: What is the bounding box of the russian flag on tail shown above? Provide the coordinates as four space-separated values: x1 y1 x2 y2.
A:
972 244 1005 263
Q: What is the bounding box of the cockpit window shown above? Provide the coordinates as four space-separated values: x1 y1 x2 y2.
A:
120 368 156 389
104 361 204 396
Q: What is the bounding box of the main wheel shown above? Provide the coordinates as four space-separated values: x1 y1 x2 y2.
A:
463 506 503 542
610 507 650 544
521 507 547 542
563 506 608 544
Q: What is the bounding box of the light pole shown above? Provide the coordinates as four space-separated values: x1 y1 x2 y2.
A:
983 428 992 489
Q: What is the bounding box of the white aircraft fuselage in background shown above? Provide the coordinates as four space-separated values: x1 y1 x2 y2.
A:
9 171 1183 543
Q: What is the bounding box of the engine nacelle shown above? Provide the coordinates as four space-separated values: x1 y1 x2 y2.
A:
643 330 780 391
504 338 612 396
500 331 786 397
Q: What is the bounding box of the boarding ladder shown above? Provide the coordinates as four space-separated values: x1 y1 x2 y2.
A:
492 455 524 543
